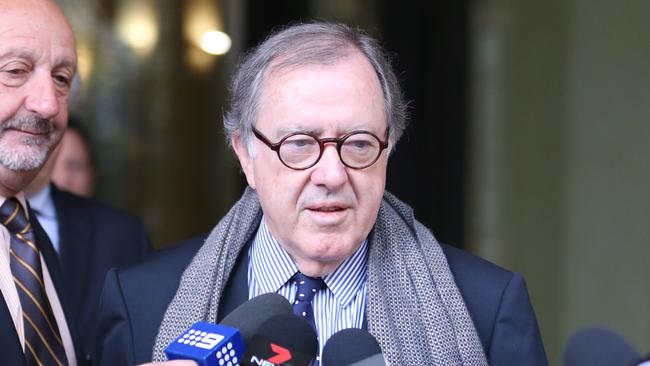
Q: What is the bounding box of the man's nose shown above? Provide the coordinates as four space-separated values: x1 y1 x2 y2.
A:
24 74 60 119
310 144 348 188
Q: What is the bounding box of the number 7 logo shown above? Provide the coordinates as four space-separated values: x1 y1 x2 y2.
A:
267 343 292 364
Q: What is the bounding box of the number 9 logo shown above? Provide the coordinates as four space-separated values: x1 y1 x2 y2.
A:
196 333 224 349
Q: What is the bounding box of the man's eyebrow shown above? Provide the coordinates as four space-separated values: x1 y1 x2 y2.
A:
54 58 77 72
275 125 378 137
277 126 324 136
0 47 76 71
0 47 35 61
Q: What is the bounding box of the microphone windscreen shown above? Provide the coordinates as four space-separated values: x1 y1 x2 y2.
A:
256 313 318 359
564 326 639 366
220 293 292 342
322 328 385 366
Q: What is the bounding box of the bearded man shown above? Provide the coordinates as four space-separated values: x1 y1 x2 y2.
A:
0 0 81 364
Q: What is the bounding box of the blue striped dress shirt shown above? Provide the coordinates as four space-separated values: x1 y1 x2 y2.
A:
248 217 368 364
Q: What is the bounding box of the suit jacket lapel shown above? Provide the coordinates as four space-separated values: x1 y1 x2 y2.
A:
31 213 82 364
217 238 252 320
51 185 93 309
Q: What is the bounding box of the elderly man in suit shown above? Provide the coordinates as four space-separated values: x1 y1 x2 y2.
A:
0 0 81 364
97 22 548 366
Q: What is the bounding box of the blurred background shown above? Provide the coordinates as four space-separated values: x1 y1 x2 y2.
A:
54 0 650 363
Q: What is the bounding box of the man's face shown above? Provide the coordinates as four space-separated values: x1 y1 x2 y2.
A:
0 0 76 175
234 52 388 276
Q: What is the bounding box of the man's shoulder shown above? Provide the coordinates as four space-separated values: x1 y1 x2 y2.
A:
119 234 207 283
439 243 543 358
440 243 513 285
439 242 515 312
97 234 208 365
52 185 144 227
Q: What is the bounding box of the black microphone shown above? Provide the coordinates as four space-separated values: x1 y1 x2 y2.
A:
220 292 293 342
222 293 318 365
164 293 293 366
564 326 642 366
242 313 318 366
322 328 387 366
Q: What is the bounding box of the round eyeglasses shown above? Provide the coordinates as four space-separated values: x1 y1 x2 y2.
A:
252 127 389 170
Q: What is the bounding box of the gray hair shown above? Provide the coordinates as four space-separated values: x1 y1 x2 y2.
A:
223 22 408 153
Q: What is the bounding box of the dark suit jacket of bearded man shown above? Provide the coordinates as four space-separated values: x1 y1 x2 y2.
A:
51 184 151 364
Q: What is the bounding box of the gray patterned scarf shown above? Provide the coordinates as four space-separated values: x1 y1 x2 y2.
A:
152 187 488 365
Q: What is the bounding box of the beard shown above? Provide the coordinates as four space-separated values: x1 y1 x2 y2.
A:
0 114 60 171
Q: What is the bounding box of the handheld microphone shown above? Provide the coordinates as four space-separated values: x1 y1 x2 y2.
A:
564 326 641 366
321 328 387 366
164 293 293 366
220 293 293 343
242 313 318 366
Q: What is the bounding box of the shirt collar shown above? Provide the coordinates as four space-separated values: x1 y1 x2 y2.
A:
250 216 368 307
26 184 55 219
249 218 298 294
322 239 368 307
0 192 30 220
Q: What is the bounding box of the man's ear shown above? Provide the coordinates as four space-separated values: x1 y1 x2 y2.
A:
232 134 256 189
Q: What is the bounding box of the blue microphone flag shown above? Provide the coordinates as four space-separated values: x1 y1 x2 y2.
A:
165 321 245 366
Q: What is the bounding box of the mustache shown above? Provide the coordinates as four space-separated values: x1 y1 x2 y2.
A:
1 115 54 135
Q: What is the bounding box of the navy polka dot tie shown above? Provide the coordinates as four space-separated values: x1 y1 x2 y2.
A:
292 272 325 334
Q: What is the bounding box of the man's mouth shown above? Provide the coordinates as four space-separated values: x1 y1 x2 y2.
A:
305 202 350 213
0 115 54 137
6 128 49 136
311 206 345 212
303 202 351 225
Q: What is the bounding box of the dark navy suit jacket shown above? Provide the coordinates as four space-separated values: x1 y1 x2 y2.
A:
96 235 548 365
51 185 151 363
0 211 84 365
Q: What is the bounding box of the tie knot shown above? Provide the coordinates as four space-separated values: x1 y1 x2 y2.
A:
293 272 326 303
0 198 30 235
